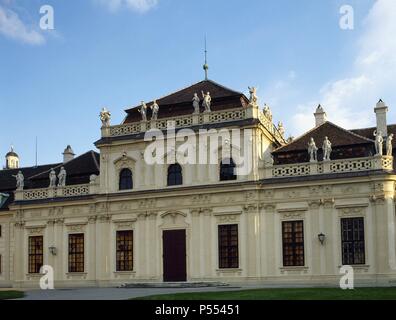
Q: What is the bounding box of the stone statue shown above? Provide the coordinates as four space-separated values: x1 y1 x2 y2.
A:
322 136 332 161
58 167 66 187
248 86 258 106
307 138 318 162
264 153 274 167
138 101 148 122
100 107 111 127
373 130 384 156
13 171 24 190
192 93 200 114
277 121 285 136
151 100 159 121
201 91 212 112
263 104 272 120
386 133 394 156
49 168 57 188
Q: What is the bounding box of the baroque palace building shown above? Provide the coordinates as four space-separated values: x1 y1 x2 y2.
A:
1 78 396 288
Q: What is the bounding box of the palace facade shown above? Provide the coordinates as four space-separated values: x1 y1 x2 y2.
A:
1 79 396 288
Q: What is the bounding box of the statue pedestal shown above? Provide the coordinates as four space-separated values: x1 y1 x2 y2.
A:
322 160 331 174
141 121 148 132
309 162 318 174
101 126 110 137
202 113 210 123
14 190 23 201
246 103 259 119
192 114 200 125
48 187 56 198
150 120 157 129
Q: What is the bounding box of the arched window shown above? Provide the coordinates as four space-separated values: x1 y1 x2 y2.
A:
119 168 133 190
220 158 237 181
167 164 183 186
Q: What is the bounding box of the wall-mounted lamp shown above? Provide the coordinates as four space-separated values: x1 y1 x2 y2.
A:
49 246 57 256
318 233 326 245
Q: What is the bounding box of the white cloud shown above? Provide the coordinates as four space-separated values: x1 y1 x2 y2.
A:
291 0 396 135
0 5 45 45
98 0 158 13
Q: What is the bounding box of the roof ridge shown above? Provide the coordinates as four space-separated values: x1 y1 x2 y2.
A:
124 79 243 113
328 121 374 143
0 162 60 173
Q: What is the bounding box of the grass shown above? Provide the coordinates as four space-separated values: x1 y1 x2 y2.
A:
134 287 396 300
0 291 25 300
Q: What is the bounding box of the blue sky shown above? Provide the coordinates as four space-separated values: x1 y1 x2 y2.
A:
1 0 395 167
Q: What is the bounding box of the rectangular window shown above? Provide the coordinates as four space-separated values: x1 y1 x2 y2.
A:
0 254 2 274
116 230 133 272
218 224 239 269
341 217 365 265
282 220 305 267
0 225 2 237
68 234 84 273
28 236 43 274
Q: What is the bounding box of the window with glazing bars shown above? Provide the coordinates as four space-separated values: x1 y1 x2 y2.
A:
282 220 304 266
341 217 365 265
218 224 239 268
116 230 133 271
28 236 43 274
68 234 84 273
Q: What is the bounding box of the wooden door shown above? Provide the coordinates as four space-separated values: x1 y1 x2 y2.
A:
162 229 186 282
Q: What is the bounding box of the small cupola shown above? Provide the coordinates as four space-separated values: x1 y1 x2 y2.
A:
62 145 75 163
5 146 19 169
314 104 327 127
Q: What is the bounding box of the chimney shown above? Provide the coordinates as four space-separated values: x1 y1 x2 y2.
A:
63 145 75 163
374 99 388 136
314 104 327 127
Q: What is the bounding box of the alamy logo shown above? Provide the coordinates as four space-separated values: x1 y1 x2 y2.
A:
40 5 55 30
339 5 354 30
144 126 253 176
339 265 354 290
39 265 55 290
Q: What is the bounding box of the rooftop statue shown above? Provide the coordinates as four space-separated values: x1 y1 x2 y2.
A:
138 101 148 122
58 167 67 187
322 136 332 161
373 130 384 156
277 121 285 137
386 133 394 156
13 171 24 190
100 107 111 127
201 91 212 112
248 86 258 106
263 104 272 121
49 168 57 188
151 100 159 121
192 93 200 114
308 137 318 162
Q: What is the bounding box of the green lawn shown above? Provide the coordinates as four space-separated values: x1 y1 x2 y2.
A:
134 287 396 300
0 291 24 300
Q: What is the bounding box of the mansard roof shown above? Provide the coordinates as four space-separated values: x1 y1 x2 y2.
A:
28 151 100 189
351 124 396 140
123 79 249 123
273 121 373 154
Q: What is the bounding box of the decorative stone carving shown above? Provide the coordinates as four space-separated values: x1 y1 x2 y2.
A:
100 107 111 127
28 227 45 235
138 101 148 121
248 86 258 106
322 136 332 161
277 121 285 137
138 199 156 209
243 204 258 212
263 104 272 120
337 205 366 217
58 167 66 187
307 138 318 162
386 133 393 156
151 100 159 121
192 93 200 114
201 91 211 112
374 130 384 155
88 215 97 224
49 168 57 187
13 171 24 190
217 215 239 223
264 154 274 167
191 194 211 204
114 153 136 171
89 174 98 184
279 211 305 219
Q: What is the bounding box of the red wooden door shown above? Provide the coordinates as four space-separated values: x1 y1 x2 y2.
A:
163 229 187 282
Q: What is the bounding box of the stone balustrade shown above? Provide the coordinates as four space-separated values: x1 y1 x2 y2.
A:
102 105 284 143
15 183 97 202
264 155 394 179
